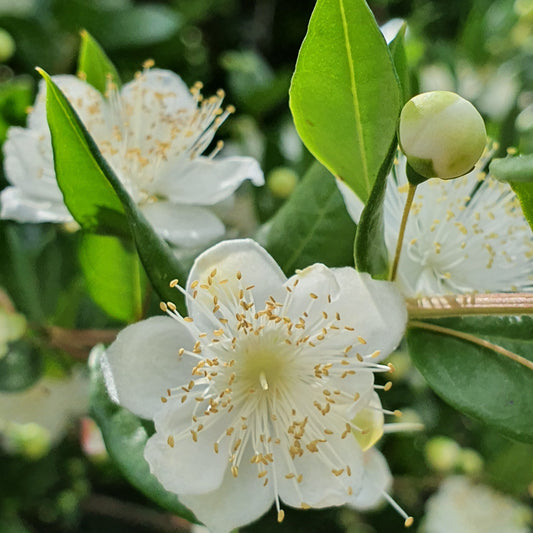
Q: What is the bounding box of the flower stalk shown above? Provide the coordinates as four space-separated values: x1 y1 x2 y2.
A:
389 182 416 282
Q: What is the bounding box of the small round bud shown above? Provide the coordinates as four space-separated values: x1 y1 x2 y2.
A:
0 28 15 62
267 167 298 198
424 436 461 472
399 91 487 179
458 448 484 475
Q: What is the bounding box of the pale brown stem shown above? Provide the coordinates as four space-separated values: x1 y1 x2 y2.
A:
47 327 120 360
407 293 533 319
390 183 416 282
408 320 533 371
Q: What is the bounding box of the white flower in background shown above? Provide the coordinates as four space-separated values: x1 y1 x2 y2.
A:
0 370 88 457
421 476 532 533
102 239 408 532
384 152 533 296
338 152 533 297
0 67 264 248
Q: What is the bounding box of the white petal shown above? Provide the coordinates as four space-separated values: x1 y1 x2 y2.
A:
0 187 72 223
140 202 225 248
185 239 286 326
120 68 196 114
3 127 59 201
348 448 392 510
179 446 274 533
101 316 195 420
151 155 264 206
144 399 230 496
336 178 365 223
276 433 364 509
329 269 407 361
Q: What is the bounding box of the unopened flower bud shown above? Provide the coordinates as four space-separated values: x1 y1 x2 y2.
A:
458 448 484 475
399 91 486 179
267 167 298 198
424 436 461 472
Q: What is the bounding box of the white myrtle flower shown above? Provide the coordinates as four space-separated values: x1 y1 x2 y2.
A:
421 476 532 533
0 370 88 454
0 67 264 248
102 239 408 532
338 152 533 297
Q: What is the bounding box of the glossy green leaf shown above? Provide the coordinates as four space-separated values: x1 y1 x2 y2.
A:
354 139 397 279
265 161 357 275
77 30 121 95
407 316 533 443
89 346 197 522
0 340 43 392
40 70 186 311
489 155 533 231
289 0 401 203
40 69 128 237
79 234 146 323
388 23 410 104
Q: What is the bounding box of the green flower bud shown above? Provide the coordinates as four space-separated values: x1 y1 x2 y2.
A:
267 167 298 199
0 28 15 62
458 448 484 475
424 436 461 472
399 91 487 179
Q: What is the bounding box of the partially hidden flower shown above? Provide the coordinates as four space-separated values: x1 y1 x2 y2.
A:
0 67 264 248
421 476 532 533
338 151 533 297
102 239 408 532
0 369 88 458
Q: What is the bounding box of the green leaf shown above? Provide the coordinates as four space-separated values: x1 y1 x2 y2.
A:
89 346 197 522
40 68 128 237
265 161 357 275
388 23 410 104
489 155 533 232
0 340 43 392
354 139 397 279
39 70 186 311
77 29 121 95
490 155 533 184
407 316 533 443
289 0 401 203
79 234 146 323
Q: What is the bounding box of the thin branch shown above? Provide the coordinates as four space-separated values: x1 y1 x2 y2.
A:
81 494 192 532
408 320 533 371
47 326 120 360
407 293 533 319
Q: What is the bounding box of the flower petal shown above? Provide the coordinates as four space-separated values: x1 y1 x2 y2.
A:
276 432 364 509
348 448 392 510
336 178 364 224
3 127 60 201
143 398 231 496
140 202 225 248
0 187 72 223
120 68 196 115
101 316 195 420
329 268 407 361
151 155 264 206
179 447 274 533
185 239 286 327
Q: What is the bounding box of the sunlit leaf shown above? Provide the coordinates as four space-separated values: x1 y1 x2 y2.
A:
290 0 401 203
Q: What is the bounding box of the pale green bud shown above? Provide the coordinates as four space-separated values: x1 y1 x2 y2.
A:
0 309 26 358
399 91 487 179
458 448 484 475
424 436 461 472
267 167 298 199
0 28 15 62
